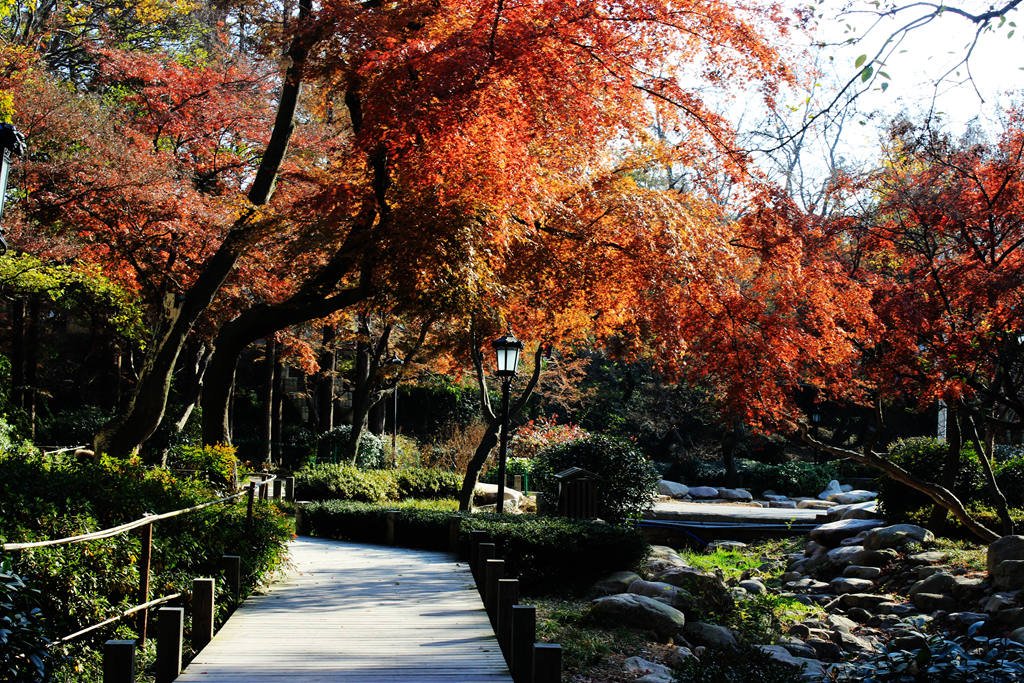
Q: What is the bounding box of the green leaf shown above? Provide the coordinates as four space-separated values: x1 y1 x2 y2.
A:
881 81 889 92
879 71 891 79
855 54 867 67
1009 30 1016 38
861 65 874 82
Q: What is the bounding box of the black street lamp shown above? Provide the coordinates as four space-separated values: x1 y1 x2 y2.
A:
387 354 404 464
492 331 523 514
0 123 25 256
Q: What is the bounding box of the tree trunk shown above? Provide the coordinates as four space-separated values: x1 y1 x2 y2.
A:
316 325 335 461
967 415 1014 536
369 397 385 434
722 427 738 488
10 298 25 416
346 333 372 463
272 344 284 464
24 295 39 439
930 403 962 530
261 336 276 464
458 421 500 511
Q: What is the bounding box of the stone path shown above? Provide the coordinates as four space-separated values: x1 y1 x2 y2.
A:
176 537 512 682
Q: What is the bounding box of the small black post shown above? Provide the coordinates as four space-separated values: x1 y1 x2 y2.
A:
497 578 519 660
285 476 295 501
448 515 461 554
221 555 241 605
484 558 505 625
246 481 256 529
155 607 184 683
273 478 283 500
477 543 496 596
511 605 536 683
469 530 488 570
103 639 135 683
386 510 397 545
533 643 562 683
191 578 215 652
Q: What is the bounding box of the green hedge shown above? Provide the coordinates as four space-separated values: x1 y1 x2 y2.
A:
876 438 986 522
294 464 462 503
297 501 649 594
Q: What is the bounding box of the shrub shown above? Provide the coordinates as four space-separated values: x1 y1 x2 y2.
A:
0 560 49 682
294 463 461 502
298 501 649 594
35 405 111 449
995 456 1024 508
509 416 589 460
167 443 239 487
318 425 388 469
532 435 659 524
877 438 986 523
392 467 462 500
674 642 807 682
480 456 534 484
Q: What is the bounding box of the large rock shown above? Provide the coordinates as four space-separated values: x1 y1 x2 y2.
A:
826 545 865 567
850 548 900 567
831 577 875 594
809 519 887 547
624 656 675 683
628 579 699 613
797 499 837 509
689 486 719 499
592 571 641 596
717 487 754 501
993 560 1024 591
647 545 690 572
911 592 956 612
909 572 955 597
590 593 686 640
654 567 733 613
684 621 737 649
818 479 843 500
658 480 689 498
863 524 935 550
473 482 524 506
988 535 1024 574
828 490 878 505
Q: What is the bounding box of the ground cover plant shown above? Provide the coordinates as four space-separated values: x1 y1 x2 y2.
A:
293 463 462 502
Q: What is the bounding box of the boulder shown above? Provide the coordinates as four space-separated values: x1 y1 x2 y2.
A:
993 560 1024 591
592 570 642 596
708 540 747 551
863 524 935 550
689 486 719 499
827 545 865 567
837 593 897 610
843 565 882 580
1010 626 1024 645
624 656 675 683
667 646 695 666
988 535 1024 574
628 580 699 613
907 550 949 564
684 621 737 649
658 480 690 498
717 488 754 501
739 579 767 595
590 593 685 640
828 490 878 505
473 482 524 506
770 500 798 509
809 519 887 547
841 501 881 520
647 545 690 572
654 567 733 613
797 499 837 509
764 493 790 502
849 548 899 567
909 572 955 597
830 577 875 594
818 479 843 500
911 592 956 612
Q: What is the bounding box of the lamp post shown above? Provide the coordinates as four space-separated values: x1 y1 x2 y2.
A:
387 354 404 464
492 332 523 514
0 122 25 256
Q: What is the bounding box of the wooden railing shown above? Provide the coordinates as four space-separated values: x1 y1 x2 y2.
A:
2 473 292 682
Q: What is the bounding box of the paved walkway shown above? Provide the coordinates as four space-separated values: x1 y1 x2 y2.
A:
177 537 511 682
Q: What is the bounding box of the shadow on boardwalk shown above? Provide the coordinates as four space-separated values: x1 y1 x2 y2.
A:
176 536 512 682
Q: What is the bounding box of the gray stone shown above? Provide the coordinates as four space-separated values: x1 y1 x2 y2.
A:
628 579 699 613
770 500 798 509
739 578 767 595
831 577 875 594
951 576 985 599
909 572 955 597
993 559 1024 590
828 490 878 505
708 540 747 551
832 630 874 653
892 633 928 650
624 656 674 683
841 501 881 520
684 621 737 649
818 480 843 500
950 612 986 627
840 530 871 546
689 485 719 499
654 568 733 613
592 570 641 596
780 571 802 583
647 546 689 572
847 607 874 623
805 540 827 557
838 593 898 610
786 577 830 592
1010 626 1024 645
827 545 865 566
863 524 935 550
658 480 690 498
995 608 1024 629
792 657 826 679
779 638 817 659
473 482 524 506
911 592 957 612
826 613 858 633
844 565 882 580
798 499 837 509
807 638 843 660
667 646 695 666
590 593 685 640
810 519 887 547
764 493 790 502
988 535 1024 574
717 487 753 501
907 551 949 564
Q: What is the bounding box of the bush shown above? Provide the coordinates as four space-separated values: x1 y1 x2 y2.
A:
532 435 659 525
509 416 589 460
877 438 986 523
318 425 388 468
995 456 1024 508
294 463 461 502
35 405 111 449
167 443 239 487
675 642 806 682
670 458 837 496
0 560 49 682
480 456 534 484
298 501 649 594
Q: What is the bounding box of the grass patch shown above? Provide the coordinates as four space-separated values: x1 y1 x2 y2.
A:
535 597 647 673
676 538 802 583
928 537 986 572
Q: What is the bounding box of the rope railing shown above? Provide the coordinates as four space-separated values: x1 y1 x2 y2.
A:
46 593 183 649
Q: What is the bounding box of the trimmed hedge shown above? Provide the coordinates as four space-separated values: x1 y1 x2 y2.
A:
294 464 461 503
297 501 649 594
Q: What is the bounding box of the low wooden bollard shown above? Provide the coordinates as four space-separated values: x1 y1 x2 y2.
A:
513 474 523 491
385 511 397 545
273 478 283 500
497 578 519 661
155 607 184 683
448 515 461 553
246 481 256 528
103 639 135 683
259 479 269 500
533 643 562 683
476 543 496 597
221 554 241 604
484 558 504 625
511 605 536 683
469 530 489 571
191 578 216 652
285 476 295 501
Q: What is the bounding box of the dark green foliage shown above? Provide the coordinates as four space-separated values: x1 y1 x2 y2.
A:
36 405 114 449
0 560 49 683
298 501 649 594
995 457 1024 507
671 458 837 496
531 435 659 524
674 642 807 681
294 464 460 502
876 438 986 523
318 425 388 468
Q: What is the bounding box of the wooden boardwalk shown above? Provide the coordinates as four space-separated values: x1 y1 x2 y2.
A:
177 537 512 682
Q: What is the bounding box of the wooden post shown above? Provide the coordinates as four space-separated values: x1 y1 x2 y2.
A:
476 543 496 597
294 501 306 535
285 476 295 501
221 555 241 605
137 522 153 645
484 559 504 625
511 605 536 683
155 607 184 683
448 515 461 554
103 639 135 683
191 578 215 652
513 474 523 491
469 530 488 570
246 481 256 529
497 578 519 660
259 477 269 500
385 510 397 545
273 478 283 500
533 643 562 683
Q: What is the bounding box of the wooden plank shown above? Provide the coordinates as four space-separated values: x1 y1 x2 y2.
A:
177 537 511 682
